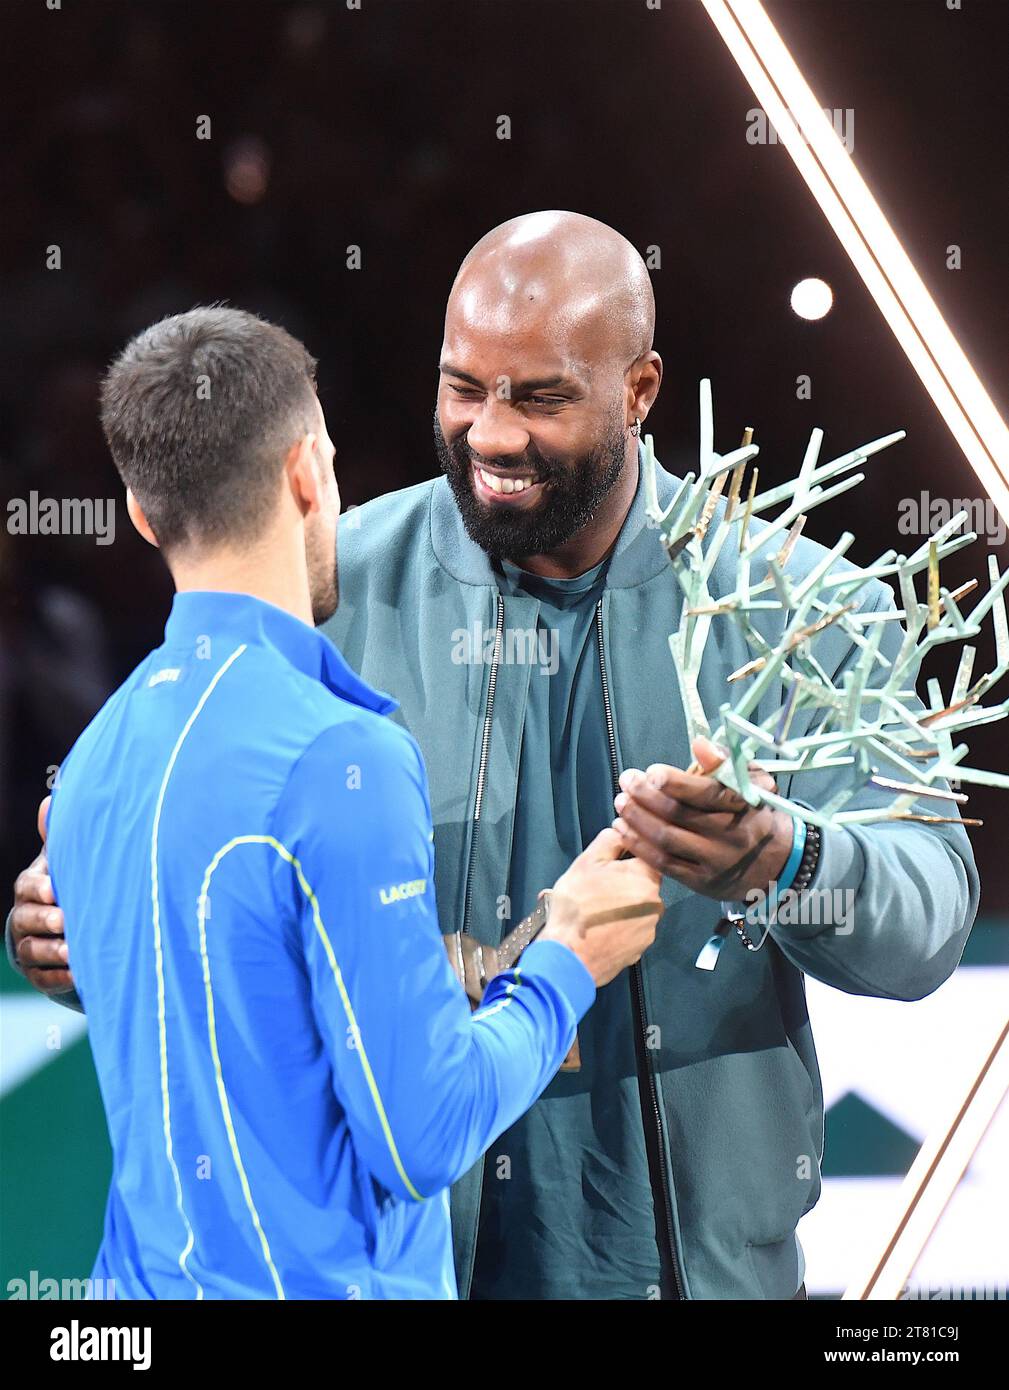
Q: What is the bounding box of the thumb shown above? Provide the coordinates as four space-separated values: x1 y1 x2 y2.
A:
577 826 625 865
621 854 663 889
690 735 727 775
37 795 51 845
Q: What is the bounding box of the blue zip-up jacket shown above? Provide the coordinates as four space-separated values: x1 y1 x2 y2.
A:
45 590 595 1300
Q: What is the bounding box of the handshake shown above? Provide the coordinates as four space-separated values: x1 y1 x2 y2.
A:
444 827 663 1009
543 828 664 981
13 740 783 1009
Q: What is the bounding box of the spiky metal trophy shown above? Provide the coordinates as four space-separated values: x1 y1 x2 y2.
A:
449 380 1009 1002
642 381 1009 968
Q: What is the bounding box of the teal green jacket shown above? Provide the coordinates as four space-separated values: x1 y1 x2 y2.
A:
323 449 980 1300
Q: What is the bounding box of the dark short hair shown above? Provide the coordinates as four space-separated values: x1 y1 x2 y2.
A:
99 306 318 551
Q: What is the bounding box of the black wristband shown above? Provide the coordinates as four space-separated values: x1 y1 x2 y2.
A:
790 822 821 894
734 822 821 950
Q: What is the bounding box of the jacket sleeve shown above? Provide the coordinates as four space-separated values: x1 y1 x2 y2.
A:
269 716 595 1202
769 582 981 1001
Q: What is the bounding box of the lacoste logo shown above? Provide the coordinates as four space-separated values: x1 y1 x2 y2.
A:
148 668 181 687
378 879 427 905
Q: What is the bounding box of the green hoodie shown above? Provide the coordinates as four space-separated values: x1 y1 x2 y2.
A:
323 447 980 1300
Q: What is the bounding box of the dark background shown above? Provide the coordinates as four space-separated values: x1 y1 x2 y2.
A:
2 0 1007 910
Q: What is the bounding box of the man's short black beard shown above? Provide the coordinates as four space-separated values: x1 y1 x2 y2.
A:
433 410 628 561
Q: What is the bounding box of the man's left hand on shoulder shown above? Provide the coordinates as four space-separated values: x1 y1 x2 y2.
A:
612 735 795 901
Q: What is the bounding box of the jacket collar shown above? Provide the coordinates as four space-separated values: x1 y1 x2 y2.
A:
164 590 398 715
428 441 684 590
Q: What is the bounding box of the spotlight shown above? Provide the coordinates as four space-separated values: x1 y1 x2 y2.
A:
702 0 1009 522
790 277 833 321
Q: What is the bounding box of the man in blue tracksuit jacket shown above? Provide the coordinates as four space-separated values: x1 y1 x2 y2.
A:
41 306 662 1299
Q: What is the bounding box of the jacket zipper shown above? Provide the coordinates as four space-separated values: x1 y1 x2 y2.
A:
459 592 503 1300
461 593 505 939
595 599 686 1301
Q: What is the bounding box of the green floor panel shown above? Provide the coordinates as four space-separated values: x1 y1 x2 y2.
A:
1 1038 111 1294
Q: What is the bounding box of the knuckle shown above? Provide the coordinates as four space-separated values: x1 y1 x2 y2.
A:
21 939 43 966
658 827 678 856
15 874 47 908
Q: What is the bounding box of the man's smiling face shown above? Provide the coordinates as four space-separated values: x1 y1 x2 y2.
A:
434 320 628 561
433 212 662 570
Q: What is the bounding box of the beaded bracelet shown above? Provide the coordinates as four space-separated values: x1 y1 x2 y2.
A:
735 822 822 950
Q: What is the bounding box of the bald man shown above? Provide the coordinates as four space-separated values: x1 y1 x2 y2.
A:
327 211 975 1299
10 211 978 1300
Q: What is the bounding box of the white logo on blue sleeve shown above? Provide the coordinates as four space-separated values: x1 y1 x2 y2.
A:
148 667 182 687
378 879 427 906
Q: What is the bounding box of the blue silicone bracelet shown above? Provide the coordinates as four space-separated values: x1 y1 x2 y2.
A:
736 815 806 930
773 816 807 900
